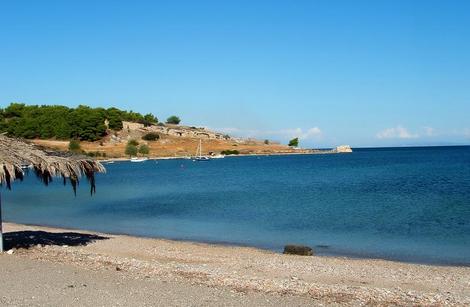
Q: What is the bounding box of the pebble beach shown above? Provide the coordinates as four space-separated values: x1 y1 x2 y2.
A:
1 222 469 306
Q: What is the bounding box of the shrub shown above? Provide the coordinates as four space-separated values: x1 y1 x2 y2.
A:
138 144 150 155
68 139 81 152
264 139 269 145
125 144 138 157
128 139 139 146
142 132 160 141
221 150 240 155
166 115 181 125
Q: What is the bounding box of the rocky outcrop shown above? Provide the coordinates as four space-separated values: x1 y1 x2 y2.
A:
283 245 314 256
121 121 228 140
334 145 353 153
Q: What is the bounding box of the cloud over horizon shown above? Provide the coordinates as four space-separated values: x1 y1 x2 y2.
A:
279 127 323 140
374 126 470 146
464 128 470 138
214 125 470 147
376 126 418 140
212 126 323 142
423 126 436 137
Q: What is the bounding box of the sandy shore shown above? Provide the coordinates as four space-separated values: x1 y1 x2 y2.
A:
1 223 469 306
98 150 341 163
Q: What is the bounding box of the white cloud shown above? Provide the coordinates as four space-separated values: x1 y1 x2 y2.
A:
464 128 470 138
376 126 418 139
216 127 243 134
278 127 323 140
423 126 436 137
214 127 263 139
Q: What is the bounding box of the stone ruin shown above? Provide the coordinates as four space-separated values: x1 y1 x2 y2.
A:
121 121 228 140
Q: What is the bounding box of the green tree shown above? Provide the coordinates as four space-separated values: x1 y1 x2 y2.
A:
68 139 81 152
288 137 299 147
138 144 150 156
128 139 139 146
0 103 160 141
143 113 158 124
106 107 124 130
4 103 26 117
166 115 181 125
122 110 144 122
125 143 138 157
68 105 107 141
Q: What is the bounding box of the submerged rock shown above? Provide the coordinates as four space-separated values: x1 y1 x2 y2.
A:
283 245 313 256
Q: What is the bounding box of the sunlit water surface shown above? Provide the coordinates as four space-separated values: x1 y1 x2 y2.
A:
4 146 470 265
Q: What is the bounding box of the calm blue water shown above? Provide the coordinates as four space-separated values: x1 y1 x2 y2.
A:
3 146 470 265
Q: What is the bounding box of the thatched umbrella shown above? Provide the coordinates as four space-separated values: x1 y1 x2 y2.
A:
0 134 106 251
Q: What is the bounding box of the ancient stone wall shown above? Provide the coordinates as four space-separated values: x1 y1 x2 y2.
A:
121 121 227 140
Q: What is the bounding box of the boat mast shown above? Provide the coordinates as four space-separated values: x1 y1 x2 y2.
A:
199 139 202 158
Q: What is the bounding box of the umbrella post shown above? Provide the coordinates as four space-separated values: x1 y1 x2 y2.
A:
0 191 3 252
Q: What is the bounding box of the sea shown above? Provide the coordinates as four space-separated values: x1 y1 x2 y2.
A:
3 146 470 265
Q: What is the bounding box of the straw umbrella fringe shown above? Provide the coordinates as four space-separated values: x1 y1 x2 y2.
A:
0 134 106 251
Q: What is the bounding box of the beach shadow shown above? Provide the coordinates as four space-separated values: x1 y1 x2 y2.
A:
3 230 109 250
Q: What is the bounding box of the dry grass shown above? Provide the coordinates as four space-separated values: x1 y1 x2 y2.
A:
33 136 302 159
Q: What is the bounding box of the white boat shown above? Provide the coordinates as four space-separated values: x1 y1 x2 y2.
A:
130 157 148 163
193 140 210 161
210 154 225 159
194 156 210 161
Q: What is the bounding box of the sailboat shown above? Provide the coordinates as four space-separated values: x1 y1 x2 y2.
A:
193 139 210 161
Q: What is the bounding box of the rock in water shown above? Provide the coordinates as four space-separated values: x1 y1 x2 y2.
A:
283 245 313 256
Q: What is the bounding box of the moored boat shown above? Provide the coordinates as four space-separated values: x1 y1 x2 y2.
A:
193 140 211 161
130 157 148 163
210 154 225 159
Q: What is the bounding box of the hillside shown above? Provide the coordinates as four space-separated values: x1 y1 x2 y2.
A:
33 121 305 158
0 103 348 158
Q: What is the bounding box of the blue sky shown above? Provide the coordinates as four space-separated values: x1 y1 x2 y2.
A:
1 0 469 147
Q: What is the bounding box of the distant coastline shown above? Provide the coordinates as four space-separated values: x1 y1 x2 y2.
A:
0 103 357 159
98 147 353 162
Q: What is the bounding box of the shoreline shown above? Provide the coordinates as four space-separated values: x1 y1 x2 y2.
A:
2 222 469 305
7 221 468 268
98 150 350 162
